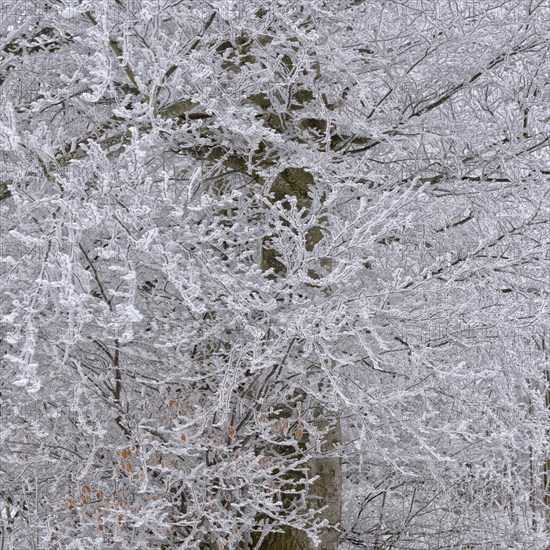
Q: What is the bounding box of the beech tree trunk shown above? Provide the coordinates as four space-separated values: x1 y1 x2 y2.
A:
257 526 311 550
306 416 342 550
258 168 342 549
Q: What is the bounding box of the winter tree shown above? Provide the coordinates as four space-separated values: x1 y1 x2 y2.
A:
0 0 549 549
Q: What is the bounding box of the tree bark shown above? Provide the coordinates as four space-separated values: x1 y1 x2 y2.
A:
255 416 341 550
308 416 342 550
257 526 311 550
257 168 341 550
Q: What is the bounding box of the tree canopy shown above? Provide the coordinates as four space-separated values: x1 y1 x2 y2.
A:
1 1 549 549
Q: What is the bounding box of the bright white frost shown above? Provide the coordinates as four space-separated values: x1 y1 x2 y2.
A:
0 1 549 549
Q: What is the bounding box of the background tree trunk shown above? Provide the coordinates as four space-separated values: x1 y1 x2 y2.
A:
258 168 341 549
307 416 342 550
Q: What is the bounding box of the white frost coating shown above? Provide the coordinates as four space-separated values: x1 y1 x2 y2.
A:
0 1 549 549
